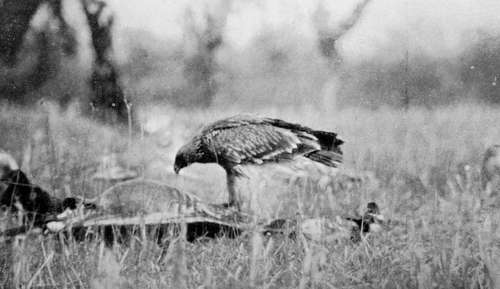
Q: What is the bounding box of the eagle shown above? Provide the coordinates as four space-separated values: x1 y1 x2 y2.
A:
174 115 344 209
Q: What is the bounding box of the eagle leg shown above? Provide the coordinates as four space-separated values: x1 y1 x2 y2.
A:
225 170 241 211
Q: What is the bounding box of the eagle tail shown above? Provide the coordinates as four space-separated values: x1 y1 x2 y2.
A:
304 150 342 168
311 130 344 152
263 117 344 152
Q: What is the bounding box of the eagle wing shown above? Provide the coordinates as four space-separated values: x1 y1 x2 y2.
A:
200 115 265 132
262 117 344 151
202 117 321 165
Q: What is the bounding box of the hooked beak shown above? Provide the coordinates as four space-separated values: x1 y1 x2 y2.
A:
174 165 181 175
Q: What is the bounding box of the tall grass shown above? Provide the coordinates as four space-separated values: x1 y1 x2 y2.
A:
1 102 500 288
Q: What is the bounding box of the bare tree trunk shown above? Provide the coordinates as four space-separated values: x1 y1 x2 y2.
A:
0 0 48 105
0 28 57 101
48 0 77 55
0 0 43 66
313 0 372 110
183 3 230 107
0 0 75 104
314 0 372 65
82 0 129 125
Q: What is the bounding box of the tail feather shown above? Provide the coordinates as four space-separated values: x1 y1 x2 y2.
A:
305 150 342 168
263 118 343 152
263 117 344 162
311 131 344 153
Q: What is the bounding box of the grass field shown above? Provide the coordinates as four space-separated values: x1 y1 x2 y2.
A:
1 102 500 288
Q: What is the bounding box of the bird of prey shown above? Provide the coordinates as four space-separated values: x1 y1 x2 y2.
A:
174 115 344 209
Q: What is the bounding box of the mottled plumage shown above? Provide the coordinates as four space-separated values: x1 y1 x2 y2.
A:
0 169 67 227
174 115 344 208
346 202 385 241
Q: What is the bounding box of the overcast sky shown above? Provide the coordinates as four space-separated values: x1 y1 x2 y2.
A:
80 0 500 63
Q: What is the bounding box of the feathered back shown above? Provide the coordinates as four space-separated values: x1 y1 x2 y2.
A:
175 115 344 171
262 117 344 153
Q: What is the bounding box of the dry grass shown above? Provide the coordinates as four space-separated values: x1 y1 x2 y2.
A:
1 102 500 288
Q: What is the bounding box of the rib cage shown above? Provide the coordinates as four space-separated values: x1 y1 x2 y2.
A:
58 179 249 228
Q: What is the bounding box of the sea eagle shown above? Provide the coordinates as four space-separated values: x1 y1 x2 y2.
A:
174 115 344 209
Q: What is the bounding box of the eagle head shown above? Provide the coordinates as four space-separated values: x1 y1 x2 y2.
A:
174 152 188 174
174 137 206 174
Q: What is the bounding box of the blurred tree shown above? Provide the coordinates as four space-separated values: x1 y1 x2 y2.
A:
0 24 54 103
82 0 129 125
0 0 77 105
313 0 372 66
252 29 292 74
339 55 457 108
0 0 44 66
313 0 372 111
49 0 77 56
461 35 500 103
0 0 127 125
183 1 231 107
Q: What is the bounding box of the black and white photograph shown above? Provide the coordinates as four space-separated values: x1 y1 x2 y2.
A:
1 0 500 288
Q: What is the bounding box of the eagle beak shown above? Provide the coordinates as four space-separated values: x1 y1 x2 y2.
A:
174 165 180 174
